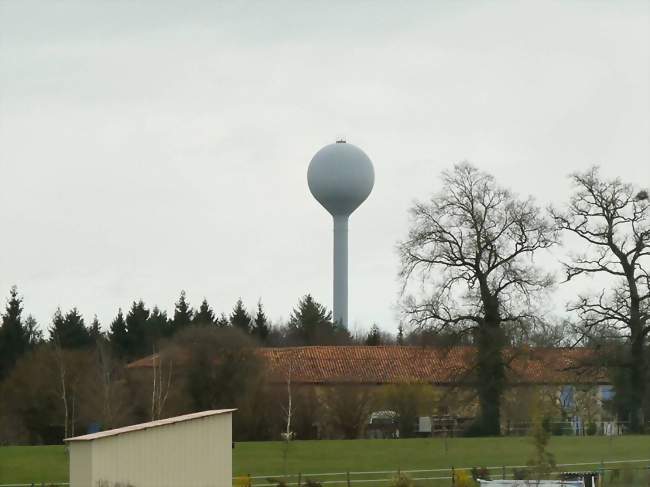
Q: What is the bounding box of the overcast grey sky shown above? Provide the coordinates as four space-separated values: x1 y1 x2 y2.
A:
1 1 648 335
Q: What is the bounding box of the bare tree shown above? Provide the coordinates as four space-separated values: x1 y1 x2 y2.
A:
322 385 375 439
281 355 294 441
551 167 649 431
52 338 69 439
399 163 556 435
51 339 85 438
151 347 173 421
79 339 133 430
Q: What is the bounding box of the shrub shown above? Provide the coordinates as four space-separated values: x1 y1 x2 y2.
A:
586 422 597 436
513 468 529 480
389 473 413 487
455 470 475 487
304 480 322 487
471 466 490 480
234 476 252 487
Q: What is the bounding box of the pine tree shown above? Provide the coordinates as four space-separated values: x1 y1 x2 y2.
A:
215 313 230 328
109 309 128 357
172 290 193 332
229 298 251 333
365 324 382 346
89 315 103 342
0 286 29 379
49 307 91 349
288 294 336 345
397 324 404 345
251 300 270 342
193 298 216 326
23 314 43 346
147 306 171 343
126 300 150 358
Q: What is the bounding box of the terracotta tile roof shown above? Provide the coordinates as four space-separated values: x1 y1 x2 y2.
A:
262 346 470 384
127 345 608 386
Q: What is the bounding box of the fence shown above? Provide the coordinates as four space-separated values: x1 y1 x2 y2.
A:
2 459 648 487
234 459 650 486
421 420 650 438
0 484 68 487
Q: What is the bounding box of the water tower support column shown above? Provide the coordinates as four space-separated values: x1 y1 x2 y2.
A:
333 214 349 328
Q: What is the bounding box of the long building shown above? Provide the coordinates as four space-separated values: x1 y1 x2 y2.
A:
128 345 609 387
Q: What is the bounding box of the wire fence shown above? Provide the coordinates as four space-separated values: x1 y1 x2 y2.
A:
420 420 650 438
0 484 68 487
233 458 650 486
2 458 648 487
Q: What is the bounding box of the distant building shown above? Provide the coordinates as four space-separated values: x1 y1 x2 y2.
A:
65 409 235 487
128 346 611 437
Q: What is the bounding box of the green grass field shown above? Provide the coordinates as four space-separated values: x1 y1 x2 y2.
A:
1 436 649 485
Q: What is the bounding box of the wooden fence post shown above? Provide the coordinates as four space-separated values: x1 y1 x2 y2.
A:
297 472 302 487
347 470 351 487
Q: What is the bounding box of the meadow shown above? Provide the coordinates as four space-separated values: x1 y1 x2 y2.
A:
1 435 649 485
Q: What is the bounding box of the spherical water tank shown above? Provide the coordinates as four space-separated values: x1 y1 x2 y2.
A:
307 141 375 216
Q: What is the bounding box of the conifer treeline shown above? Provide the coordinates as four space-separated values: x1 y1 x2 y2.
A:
0 287 372 379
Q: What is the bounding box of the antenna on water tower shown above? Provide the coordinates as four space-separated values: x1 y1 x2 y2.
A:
307 140 375 329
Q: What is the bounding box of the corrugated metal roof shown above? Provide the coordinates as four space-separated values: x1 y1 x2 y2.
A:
127 345 608 386
64 409 236 442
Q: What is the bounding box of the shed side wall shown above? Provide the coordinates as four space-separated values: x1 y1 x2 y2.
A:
69 441 93 487
89 413 232 487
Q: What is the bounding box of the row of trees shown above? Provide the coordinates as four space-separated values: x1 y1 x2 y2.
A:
1 324 616 445
0 325 430 444
0 288 367 380
399 165 648 434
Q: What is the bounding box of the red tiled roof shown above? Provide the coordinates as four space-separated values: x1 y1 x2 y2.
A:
128 345 608 386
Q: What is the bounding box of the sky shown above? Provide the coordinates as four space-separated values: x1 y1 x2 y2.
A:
0 1 648 336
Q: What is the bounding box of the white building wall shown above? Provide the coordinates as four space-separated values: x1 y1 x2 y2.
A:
69 441 92 487
70 412 232 487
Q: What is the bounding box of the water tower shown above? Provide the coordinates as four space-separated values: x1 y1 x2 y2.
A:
307 140 374 328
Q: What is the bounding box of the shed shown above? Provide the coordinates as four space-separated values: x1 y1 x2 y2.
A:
65 409 235 487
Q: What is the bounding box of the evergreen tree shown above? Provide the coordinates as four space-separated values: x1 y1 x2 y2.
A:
193 298 216 326
49 307 91 349
397 324 404 345
147 306 171 344
0 286 29 379
89 315 103 342
215 313 230 328
229 298 251 333
365 324 382 346
23 314 43 346
125 300 150 358
288 294 338 345
172 290 193 331
109 309 128 357
251 300 270 342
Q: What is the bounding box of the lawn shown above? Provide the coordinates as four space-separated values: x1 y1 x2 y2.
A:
1 436 649 485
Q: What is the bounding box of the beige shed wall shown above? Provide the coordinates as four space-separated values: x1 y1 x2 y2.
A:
69 441 92 487
74 413 232 487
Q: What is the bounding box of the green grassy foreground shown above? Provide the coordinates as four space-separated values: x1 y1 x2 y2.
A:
1 436 649 484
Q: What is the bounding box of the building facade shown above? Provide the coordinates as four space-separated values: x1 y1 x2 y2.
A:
66 409 234 487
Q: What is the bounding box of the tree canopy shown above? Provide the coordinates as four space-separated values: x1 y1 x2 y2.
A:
399 163 557 435
551 167 649 431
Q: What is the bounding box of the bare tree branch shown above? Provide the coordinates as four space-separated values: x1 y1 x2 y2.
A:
399 162 557 435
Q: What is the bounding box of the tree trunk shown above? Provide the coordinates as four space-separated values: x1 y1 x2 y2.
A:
476 322 506 436
629 331 647 432
624 265 646 433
